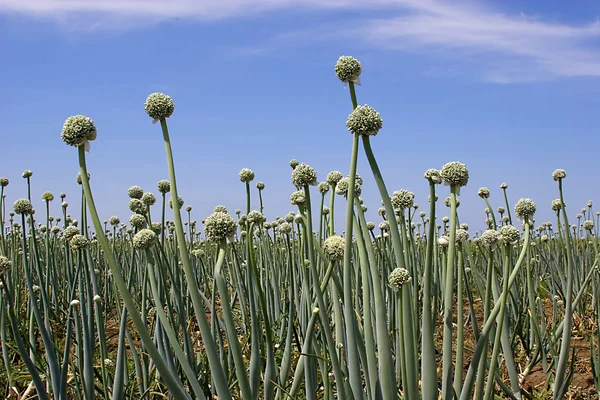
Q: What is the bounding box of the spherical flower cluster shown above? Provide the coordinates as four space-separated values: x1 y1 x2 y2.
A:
204 211 237 241
13 198 33 215
70 234 89 250
141 192 156 206
109 216 120 226
51 226 60 234
438 236 449 247
130 214 147 229
444 196 460 208
497 207 505 214
455 229 469 243
151 222 162 234
157 180 171 194
424 169 442 184
552 169 566 181
168 196 184 209
291 163 317 187
0 255 11 272
322 206 330 215
61 115 97 147
239 168 255 183
335 175 362 197
514 198 536 220
326 171 343 186
478 187 490 199
63 226 80 241
440 161 469 188
254 181 265 191
346 105 383 136
379 221 390 231
76 172 91 185
366 221 375 231
391 189 415 210
129 199 145 214
0 177 8 187
499 225 520 245
294 213 303 225
186 206 192 213
289 159 299 169
334 55 362 83
323 235 345 261
133 229 156 250
460 223 469 231
290 190 306 205
278 222 292 234
480 229 500 247
144 92 174 120
500 183 508 189
128 186 144 199
247 210 266 225
583 220 595 231
551 199 563 212
388 267 412 288
42 192 54 201
213 205 228 214
318 182 330 194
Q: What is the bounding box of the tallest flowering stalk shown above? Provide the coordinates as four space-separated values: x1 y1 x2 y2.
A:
335 55 366 400
144 92 232 400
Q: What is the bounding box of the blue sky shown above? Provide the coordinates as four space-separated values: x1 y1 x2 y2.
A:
1 0 600 233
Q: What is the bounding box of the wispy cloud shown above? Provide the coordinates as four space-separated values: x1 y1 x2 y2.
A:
2 0 600 82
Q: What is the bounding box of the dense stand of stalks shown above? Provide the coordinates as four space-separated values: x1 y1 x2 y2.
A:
0 57 599 400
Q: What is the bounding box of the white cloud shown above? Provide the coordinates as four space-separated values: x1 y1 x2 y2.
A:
2 0 600 81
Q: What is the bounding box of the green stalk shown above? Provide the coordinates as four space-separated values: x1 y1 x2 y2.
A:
158 119 232 400
442 185 458 400
77 145 191 400
421 180 438 400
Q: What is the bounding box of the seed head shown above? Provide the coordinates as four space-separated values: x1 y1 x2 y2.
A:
290 190 306 205
247 210 266 225
133 229 156 250
326 171 343 185
388 267 412 288
128 186 143 199
334 56 362 83
70 234 89 250
318 182 330 194
109 216 120 226
514 198 536 219
0 177 8 187
129 199 145 214
455 228 469 243
204 211 237 241
289 159 299 169
63 226 80 241
552 169 566 181
424 169 442 184
157 180 171 194
583 220 595 231
151 222 162 234
323 235 345 261
346 105 383 136
61 115 97 147
391 189 415 210
292 163 317 187
168 196 184 209
42 192 54 201
239 168 255 183
144 92 174 120
551 199 563 212
278 222 292 234
499 225 520 245
256 181 265 190
13 198 32 215
440 161 469 188
478 187 490 199
129 214 147 229
142 192 156 206
500 183 508 189
366 221 375 230
0 255 11 273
